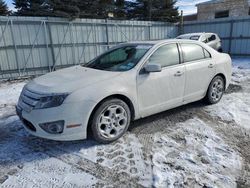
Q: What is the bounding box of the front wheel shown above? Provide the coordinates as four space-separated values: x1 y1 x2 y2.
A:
205 76 225 104
91 98 131 144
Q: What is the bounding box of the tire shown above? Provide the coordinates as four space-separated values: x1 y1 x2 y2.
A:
205 76 225 104
91 98 131 144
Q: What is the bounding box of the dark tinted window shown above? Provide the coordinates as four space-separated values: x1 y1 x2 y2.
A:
215 10 229 19
208 35 216 42
148 44 180 68
181 43 210 62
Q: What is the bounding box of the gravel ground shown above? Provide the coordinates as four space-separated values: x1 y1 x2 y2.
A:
0 58 250 188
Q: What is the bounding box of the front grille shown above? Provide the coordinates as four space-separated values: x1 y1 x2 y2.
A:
18 87 43 112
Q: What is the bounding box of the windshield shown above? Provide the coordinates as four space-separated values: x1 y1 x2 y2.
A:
82 44 152 71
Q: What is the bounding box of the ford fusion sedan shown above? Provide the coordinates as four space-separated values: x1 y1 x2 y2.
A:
177 32 222 52
16 39 232 143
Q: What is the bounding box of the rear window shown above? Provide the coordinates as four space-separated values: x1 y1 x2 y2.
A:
189 35 200 40
181 43 211 62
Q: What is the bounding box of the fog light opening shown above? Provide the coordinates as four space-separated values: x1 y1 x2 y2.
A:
39 120 64 134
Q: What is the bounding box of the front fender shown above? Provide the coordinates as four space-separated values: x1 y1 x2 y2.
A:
64 73 139 120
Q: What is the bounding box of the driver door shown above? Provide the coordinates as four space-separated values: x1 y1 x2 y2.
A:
137 43 185 117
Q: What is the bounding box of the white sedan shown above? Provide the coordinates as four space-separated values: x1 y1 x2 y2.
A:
16 39 232 143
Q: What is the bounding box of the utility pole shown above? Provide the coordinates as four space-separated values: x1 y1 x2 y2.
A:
179 10 184 35
148 0 152 20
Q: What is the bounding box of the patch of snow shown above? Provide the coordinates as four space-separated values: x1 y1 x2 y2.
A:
0 82 25 105
52 134 152 186
152 118 242 188
2 156 97 188
205 92 250 129
95 134 152 186
232 58 250 69
0 81 26 119
232 58 250 83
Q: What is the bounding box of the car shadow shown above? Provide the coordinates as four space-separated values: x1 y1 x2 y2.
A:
129 100 206 134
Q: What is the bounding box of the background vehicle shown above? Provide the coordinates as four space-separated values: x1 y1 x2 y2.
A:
176 33 223 52
16 40 232 143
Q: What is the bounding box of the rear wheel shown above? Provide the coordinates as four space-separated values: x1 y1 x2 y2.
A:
91 98 131 144
205 76 225 104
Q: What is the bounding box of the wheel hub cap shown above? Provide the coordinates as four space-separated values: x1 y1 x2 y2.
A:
97 105 128 139
211 79 224 102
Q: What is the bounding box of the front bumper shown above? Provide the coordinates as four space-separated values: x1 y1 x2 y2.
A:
16 100 96 141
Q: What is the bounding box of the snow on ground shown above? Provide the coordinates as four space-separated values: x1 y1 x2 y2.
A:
3 155 97 188
0 81 26 119
232 58 250 83
205 92 250 129
0 58 250 187
152 118 242 188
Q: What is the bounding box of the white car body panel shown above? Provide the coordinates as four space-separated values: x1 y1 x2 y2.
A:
16 39 232 141
137 63 185 118
183 58 216 102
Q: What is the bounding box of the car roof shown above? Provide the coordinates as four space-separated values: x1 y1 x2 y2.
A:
125 39 200 45
123 39 202 45
178 32 217 37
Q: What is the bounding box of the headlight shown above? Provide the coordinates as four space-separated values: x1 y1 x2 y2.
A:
35 94 69 109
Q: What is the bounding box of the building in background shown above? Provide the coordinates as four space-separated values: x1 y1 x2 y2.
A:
197 0 250 21
183 13 197 21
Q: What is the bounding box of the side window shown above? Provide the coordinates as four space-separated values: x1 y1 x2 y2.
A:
200 35 208 43
148 44 180 68
181 43 210 62
204 48 211 58
208 35 216 42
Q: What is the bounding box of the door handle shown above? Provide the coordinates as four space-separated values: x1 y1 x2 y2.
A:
208 64 214 68
174 71 184 77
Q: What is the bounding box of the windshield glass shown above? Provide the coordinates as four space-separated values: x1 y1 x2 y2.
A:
82 44 152 71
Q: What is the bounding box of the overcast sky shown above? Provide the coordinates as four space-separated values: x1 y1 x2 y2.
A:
176 0 211 15
4 0 211 16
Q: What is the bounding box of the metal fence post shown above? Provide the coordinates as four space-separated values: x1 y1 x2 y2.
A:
228 20 234 54
179 10 184 35
47 22 56 71
148 23 151 40
43 21 52 72
105 19 110 49
69 22 76 65
10 20 20 76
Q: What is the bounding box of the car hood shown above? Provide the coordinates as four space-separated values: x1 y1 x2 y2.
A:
26 66 122 93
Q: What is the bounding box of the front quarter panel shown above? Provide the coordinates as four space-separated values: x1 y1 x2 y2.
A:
64 70 139 120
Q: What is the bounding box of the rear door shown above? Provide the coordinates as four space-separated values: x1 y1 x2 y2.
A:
180 43 216 103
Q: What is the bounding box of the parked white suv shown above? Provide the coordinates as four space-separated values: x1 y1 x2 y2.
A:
16 39 232 143
177 33 222 52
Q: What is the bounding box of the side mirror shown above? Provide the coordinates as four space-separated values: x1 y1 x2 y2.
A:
144 63 162 73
